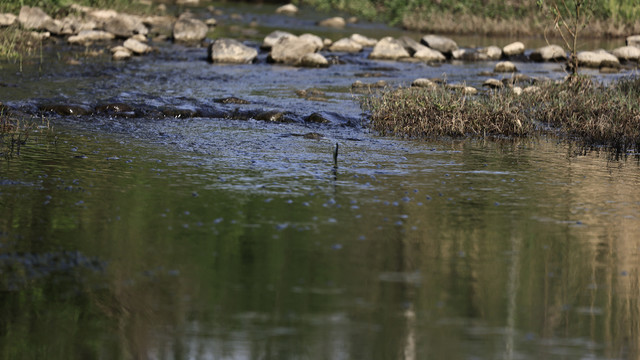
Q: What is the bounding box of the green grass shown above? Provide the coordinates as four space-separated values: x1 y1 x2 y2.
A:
361 76 640 153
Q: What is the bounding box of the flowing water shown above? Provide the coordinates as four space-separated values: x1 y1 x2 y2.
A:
2 2 640 359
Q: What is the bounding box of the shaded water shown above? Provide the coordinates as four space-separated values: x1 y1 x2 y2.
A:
2 1 640 359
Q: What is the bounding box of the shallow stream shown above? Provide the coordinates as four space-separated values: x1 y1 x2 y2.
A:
2 2 640 359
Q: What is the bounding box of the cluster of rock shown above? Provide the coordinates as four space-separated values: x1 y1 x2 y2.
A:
0 4 217 60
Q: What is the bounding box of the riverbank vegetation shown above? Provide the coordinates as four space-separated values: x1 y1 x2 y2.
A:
299 0 640 37
361 77 640 153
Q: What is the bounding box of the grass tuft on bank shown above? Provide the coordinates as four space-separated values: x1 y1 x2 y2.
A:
361 77 640 152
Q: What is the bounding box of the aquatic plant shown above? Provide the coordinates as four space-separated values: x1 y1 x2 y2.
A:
0 109 51 158
361 77 640 153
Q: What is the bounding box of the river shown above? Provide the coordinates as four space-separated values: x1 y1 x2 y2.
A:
1 1 640 359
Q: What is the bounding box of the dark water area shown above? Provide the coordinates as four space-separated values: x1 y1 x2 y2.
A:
2 1 640 359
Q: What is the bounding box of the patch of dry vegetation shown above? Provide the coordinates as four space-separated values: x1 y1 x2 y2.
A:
1 106 51 158
361 77 640 152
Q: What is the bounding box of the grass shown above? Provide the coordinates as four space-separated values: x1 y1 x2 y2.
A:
361 76 640 153
1 107 51 158
298 0 640 37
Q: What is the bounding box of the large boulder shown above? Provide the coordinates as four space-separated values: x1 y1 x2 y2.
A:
104 13 148 38
577 50 620 68
18 6 52 30
350 33 377 47
613 46 640 62
276 4 298 15
529 45 566 62
269 35 319 65
368 37 411 60
420 34 457 56
0 13 17 27
208 38 257 64
87 9 118 27
329 38 363 52
626 35 640 47
173 17 208 43
68 30 115 44
299 33 323 50
318 16 345 28
503 41 525 56
261 30 295 50
459 46 502 61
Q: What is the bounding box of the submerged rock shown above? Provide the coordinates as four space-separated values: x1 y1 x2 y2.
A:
420 34 458 56
214 97 251 104
208 38 257 64
95 103 136 116
173 16 208 43
255 110 293 123
305 112 330 124
369 37 411 60
530 45 566 62
39 104 90 116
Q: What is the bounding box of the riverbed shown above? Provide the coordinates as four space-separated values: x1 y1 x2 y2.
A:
2 1 640 359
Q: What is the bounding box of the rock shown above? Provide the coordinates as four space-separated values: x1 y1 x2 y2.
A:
104 13 147 38
318 16 345 28
529 45 566 62
352 80 387 89
276 4 299 15
29 31 50 41
305 113 330 124
123 38 152 54
600 67 619 74
87 9 118 27
626 35 640 47
483 78 503 89
39 104 90 116
95 103 136 116
612 46 640 62
463 86 478 95
68 30 115 44
512 87 523 96
452 49 466 60
205 18 217 26
214 97 251 104
411 78 436 88
0 13 17 27
494 61 517 72
369 37 411 60
255 110 291 123
502 74 533 86
112 48 132 60
523 86 541 94
350 33 377 47
143 15 175 34
397 36 423 55
503 41 525 56
173 17 208 43
329 38 363 52
208 38 257 64
420 34 457 56
110 45 129 53
413 45 446 62
269 35 320 65
18 6 52 30
130 34 147 42
459 46 502 61
176 0 199 5
300 53 329 67
261 30 294 50
299 33 323 50
480 46 502 60
323 38 332 47
577 50 620 68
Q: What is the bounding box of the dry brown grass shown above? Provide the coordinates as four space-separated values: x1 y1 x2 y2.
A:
361 77 640 152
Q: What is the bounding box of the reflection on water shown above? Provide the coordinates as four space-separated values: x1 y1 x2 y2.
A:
1 122 640 359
